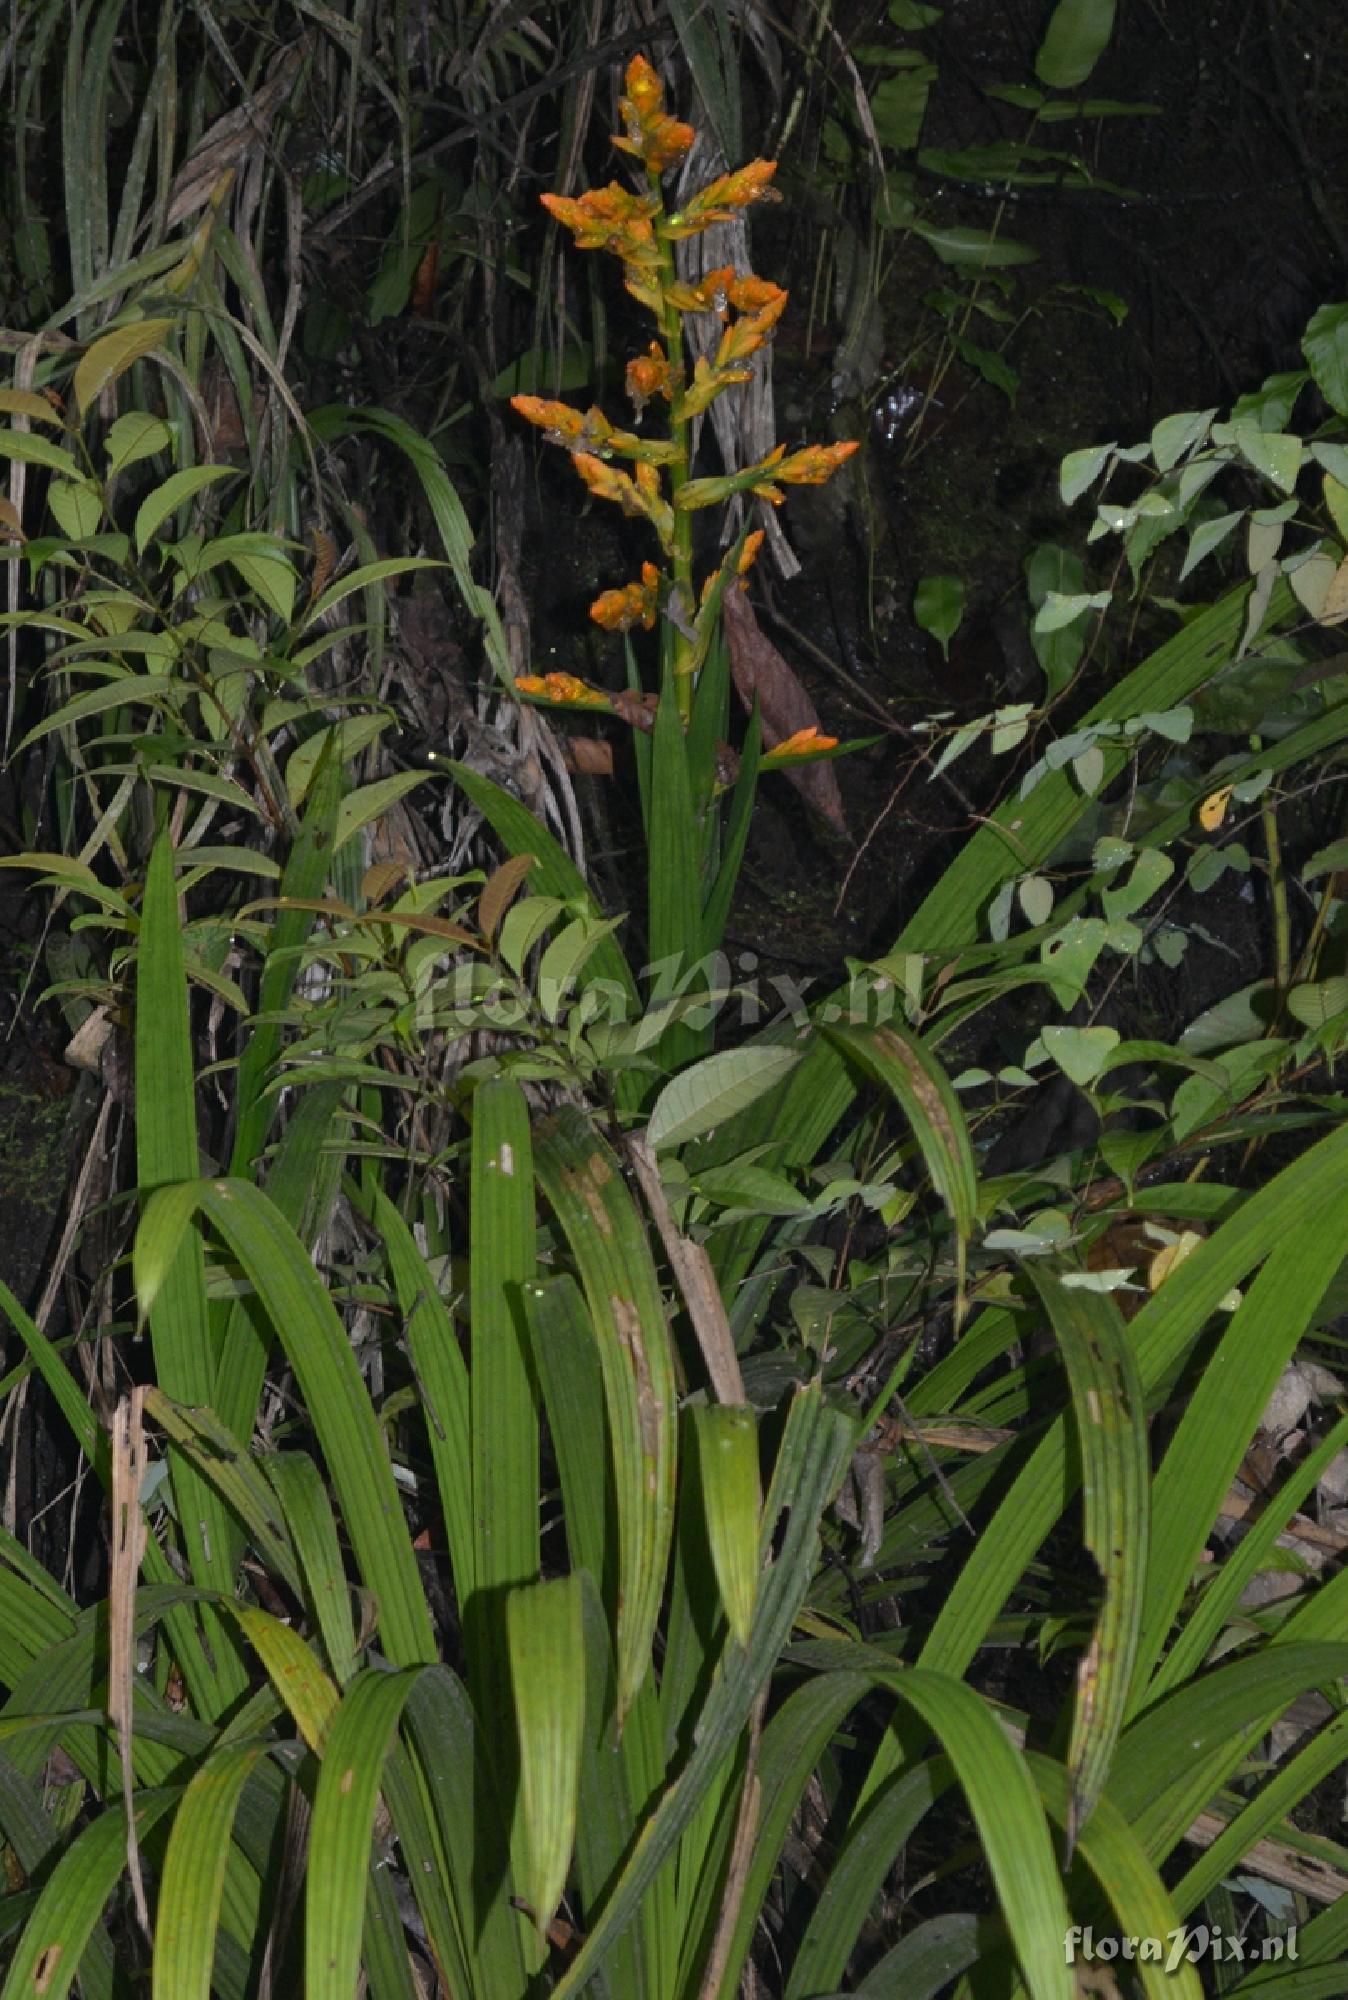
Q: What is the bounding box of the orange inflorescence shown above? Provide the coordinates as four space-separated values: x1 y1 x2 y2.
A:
514 672 612 708
512 48 859 707
614 55 696 175
590 562 663 632
769 727 838 757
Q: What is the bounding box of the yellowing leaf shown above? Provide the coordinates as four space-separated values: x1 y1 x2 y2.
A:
1147 1229 1205 1291
1198 786 1233 831
74 318 176 416
1323 553 1348 627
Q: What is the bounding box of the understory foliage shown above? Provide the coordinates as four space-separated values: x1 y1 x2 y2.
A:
3 9 1348 2000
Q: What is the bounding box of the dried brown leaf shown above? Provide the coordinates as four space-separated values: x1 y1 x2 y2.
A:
722 589 847 833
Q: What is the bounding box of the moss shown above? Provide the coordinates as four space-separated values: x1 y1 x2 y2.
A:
0 1076 74 1213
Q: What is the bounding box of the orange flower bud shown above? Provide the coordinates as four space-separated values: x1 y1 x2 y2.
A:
769 727 839 757
737 530 765 575
771 439 862 486
509 396 588 444
590 561 663 632
665 161 779 236
626 344 672 412
541 185 659 256
613 54 695 174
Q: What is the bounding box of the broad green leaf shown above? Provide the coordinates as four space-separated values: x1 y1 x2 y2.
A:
468 1081 539 1712
913 574 966 658
1035 588 1111 632
1041 1023 1119 1085
1302 300 1348 416
46 478 102 539
1019 874 1055 926
1151 408 1217 471
333 770 439 854
869 65 936 151
136 837 242 1708
376 1191 473 1613
552 1387 855 1999
1179 509 1242 579
0 427 80 477
0 1792 179 2000
1035 0 1117 88
0 389 62 425
105 411 172 476
1229 420 1303 493
646 1044 803 1151
134 465 237 553
911 220 1038 267
1060 443 1115 504
303 556 442 628
286 716 390 807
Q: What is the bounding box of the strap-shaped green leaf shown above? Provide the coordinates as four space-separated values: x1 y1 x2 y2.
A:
136 835 244 1710
469 1081 539 1604
152 1741 268 2000
305 1666 422 2000
507 1577 585 1941
0 1790 178 2000
533 1110 678 1722
375 1190 473 1615
1027 1272 1148 1849
136 1179 435 1668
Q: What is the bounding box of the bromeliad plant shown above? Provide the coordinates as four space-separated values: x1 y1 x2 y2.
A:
508 56 858 1049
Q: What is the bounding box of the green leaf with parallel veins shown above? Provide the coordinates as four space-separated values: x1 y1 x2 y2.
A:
508 1577 585 1942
